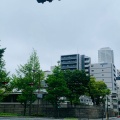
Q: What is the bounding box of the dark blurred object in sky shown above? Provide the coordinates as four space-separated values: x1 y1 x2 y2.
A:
37 0 60 3
37 0 53 3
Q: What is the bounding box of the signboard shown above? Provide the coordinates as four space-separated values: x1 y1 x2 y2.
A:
37 93 43 98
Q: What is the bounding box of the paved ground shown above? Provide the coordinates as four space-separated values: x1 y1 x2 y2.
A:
0 117 117 120
0 117 63 120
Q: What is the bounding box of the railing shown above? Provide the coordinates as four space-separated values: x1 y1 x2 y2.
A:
61 61 77 64
61 65 77 69
61 57 77 60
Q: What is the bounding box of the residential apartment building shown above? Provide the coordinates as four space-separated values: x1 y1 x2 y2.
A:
91 47 119 112
90 63 118 112
80 55 91 75
60 54 91 75
116 76 120 114
117 69 120 77
61 54 79 70
91 63 116 91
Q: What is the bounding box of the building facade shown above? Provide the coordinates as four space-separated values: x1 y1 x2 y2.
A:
117 69 120 77
60 54 91 75
116 77 120 114
61 54 79 70
98 47 114 64
90 63 118 112
91 63 116 91
79 95 93 105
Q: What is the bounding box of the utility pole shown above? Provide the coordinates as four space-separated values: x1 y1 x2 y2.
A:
106 96 109 120
37 72 41 115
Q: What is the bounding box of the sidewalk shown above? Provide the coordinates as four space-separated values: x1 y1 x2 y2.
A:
78 117 117 120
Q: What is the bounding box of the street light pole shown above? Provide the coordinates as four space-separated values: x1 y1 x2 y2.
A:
37 72 41 115
28 82 34 116
106 96 108 120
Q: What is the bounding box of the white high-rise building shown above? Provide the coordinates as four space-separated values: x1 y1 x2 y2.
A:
117 69 120 77
91 63 117 91
90 63 118 112
91 47 118 112
98 47 114 63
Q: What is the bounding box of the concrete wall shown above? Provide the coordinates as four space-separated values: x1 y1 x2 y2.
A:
0 104 116 118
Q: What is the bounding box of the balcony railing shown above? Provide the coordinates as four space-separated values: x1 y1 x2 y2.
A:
61 57 77 60
61 61 77 64
61 65 77 69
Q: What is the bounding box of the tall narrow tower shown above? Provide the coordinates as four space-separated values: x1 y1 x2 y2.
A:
98 47 114 63
97 47 118 113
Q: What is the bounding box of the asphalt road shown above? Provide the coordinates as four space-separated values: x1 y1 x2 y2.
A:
0 117 63 120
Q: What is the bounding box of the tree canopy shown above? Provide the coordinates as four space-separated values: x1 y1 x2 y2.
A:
11 49 44 115
88 77 110 105
63 70 90 105
0 45 11 101
45 68 110 106
0 48 6 61
45 66 70 107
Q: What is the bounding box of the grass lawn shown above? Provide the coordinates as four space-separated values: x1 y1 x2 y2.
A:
64 118 78 120
0 112 18 117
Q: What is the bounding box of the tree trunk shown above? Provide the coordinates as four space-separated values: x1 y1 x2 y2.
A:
54 102 58 118
29 101 32 116
96 97 100 105
70 100 73 107
23 102 27 116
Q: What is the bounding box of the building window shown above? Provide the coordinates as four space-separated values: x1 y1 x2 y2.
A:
91 65 94 67
91 70 94 72
102 74 104 76
102 70 104 71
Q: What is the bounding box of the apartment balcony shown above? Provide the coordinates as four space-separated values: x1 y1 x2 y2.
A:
84 60 90 63
61 61 77 65
118 105 120 108
112 96 118 100
112 102 118 105
85 64 90 67
112 91 118 94
85 69 89 72
61 57 77 60
61 65 77 69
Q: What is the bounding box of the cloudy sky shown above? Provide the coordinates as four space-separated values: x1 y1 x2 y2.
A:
0 0 120 74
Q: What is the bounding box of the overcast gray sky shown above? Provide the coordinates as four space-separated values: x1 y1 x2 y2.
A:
0 0 120 74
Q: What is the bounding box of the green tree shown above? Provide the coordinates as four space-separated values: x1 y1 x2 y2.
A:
0 48 5 60
88 77 110 105
0 46 11 101
0 61 11 101
64 70 90 106
12 49 44 116
45 66 70 117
